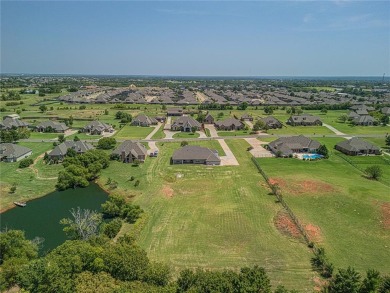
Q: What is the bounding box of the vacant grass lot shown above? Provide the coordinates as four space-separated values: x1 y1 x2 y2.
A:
97 139 314 290
114 125 154 140
0 143 58 212
218 130 252 137
256 138 390 275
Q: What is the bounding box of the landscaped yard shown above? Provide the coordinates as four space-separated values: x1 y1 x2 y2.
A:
0 142 58 212
97 139 314 290
28 132 60 140
114 125 155 140
217 129 252 136
172 132 200 139
256 138 390 275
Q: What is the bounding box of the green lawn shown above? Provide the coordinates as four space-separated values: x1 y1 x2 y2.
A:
28 132 60 140
172 132 200 139
66 132 102 141
266 125 333 135
151 125 166 139
217 130 252 137
114 125 154 140
0 143 58 212
97 139 314 290
256 139 390 275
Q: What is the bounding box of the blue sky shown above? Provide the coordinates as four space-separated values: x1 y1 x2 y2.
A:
1 1 389 76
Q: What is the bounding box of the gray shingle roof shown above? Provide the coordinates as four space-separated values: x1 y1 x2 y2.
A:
0 117 29 129
336 138 380 152
268 135 321 156
49 141 94 157
172 145 220 163
36 121 69 132
215 118 243 128
132 114 157 125
0 143 32 160
171 116 201 128
112 140 147 157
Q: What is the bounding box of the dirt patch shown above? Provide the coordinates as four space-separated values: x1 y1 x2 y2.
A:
305 223 322 242
268 177 335 195
313 276 328 292
274 211 303 241
381 202 390 229
162 185 174 198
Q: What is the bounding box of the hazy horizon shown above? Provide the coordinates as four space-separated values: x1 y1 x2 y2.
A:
2 1 389 76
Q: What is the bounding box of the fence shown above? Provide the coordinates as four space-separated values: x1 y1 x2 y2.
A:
251 156 313 247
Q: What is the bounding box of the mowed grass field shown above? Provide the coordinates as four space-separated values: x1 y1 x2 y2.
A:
256 137 390 275
114 125 155 140
98 139 315 290
0 142 59 212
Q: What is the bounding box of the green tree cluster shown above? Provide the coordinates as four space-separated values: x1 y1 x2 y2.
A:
97 137 117 150
101 194 143 224
115 111 132 123
56 150 110 190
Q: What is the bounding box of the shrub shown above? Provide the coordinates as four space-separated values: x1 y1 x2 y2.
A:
134 180 140 187
365 165 382 180
19 158 34 168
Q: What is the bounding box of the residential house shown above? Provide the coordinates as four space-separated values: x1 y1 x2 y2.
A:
82 121 114 135
204 113 215 124
167 108 184 116
171 145 221 165
260 116 283 129
286 114 322 126
48 141 94 161
171 116 201 132
155 116 166 123
335 138 381 156
111 140 147 163
131 114 158 127
381 107 390 116
350 105 375 112
0 117 29 130
352 115 375 126
214 118 244 130
0 143 32 162
35 121 69 133
268 135 321 157
240 113 253 121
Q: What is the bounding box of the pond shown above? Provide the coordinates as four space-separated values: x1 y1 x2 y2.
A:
0 183 108 254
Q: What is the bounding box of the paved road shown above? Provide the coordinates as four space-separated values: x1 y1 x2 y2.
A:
323 123 347 136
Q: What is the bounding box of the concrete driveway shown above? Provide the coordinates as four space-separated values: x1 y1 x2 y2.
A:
204 124 218 137
163 130 176 139
145 123 162 140
244 138 273 158
218 139 239 166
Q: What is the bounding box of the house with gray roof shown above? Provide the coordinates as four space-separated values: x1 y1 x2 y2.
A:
0 117 29 130
48 141 94 161
240 113 253 121
167 108 183 116
381 107 390 116
36 121 69 133
171 116 201 132
204 113 215 124
131 114 158 127
352 115 375 126
82 121 114 135
260 116 283 129
286 114 322 126
111 140 147 163
171 145 221 165
335 138 381 156
268 135 321 157
0 143 32 162
215 118 244 130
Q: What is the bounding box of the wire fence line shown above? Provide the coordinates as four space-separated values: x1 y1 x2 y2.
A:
251 156 315 249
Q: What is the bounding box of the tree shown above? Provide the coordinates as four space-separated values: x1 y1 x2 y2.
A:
39 105 47 113
237 102 248 110
327 267 361 293
143 262 171 286
60 207 102 240
381 115 389 126
9 183 17 193
0 230 38 265
73 135 80 141
317 144 329 159
191 126 198 134
386 135 390 147
75 271 119 293
101 218 122 239
360 269 382 293
321 108 328 114
339 114 348 123
181 141 189 147
252 120 265 132
19 158 34 168
58 134 66 143
97 137 117 150
364 165 382 180
104 109 109 115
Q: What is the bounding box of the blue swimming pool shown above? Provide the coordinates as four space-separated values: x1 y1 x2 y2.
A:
303 154 323 160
